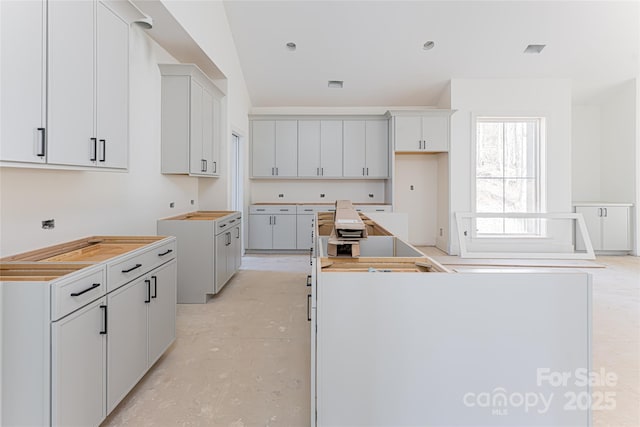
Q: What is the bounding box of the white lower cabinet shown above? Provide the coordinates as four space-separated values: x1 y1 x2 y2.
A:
107 260 177 412
249 205 297 250
575 203 632 252
51 297 107 427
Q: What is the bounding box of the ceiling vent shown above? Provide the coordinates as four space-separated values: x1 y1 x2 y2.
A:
524 44 546 54
328 80 344 88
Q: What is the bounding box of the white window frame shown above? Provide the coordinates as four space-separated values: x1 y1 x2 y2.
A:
471 114 547 238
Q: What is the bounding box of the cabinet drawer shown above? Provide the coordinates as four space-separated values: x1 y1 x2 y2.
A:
51 265 106 320
250 205 296 214
107 238 176 292
216 214 241 234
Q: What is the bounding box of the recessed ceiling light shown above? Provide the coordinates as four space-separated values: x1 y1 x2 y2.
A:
423 41 435 51
328 80 343 89
286 42 297 51
524 44 546 54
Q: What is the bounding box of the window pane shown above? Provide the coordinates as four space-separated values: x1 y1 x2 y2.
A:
476 178 503 212
504 122 535 178
476 122 503 178
477 218 503 235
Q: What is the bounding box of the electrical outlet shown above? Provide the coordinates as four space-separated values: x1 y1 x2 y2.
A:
439 228 443 237
278 194 284 198
190 200 195 205
170 202 175 208
410 185 414 190
368 193 374 198
320 194 325 198
42 219 55 229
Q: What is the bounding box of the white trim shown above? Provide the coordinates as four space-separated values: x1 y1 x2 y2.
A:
455 212 596 259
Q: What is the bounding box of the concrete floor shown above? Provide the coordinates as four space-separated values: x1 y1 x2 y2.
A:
102 252 639 427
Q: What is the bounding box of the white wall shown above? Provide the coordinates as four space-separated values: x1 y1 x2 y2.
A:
0 28 197 256
449 78 573 255
572 106 602 202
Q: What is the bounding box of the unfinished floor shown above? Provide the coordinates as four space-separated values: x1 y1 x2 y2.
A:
102 252 639 427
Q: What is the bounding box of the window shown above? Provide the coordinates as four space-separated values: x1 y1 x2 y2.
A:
474 117 544 236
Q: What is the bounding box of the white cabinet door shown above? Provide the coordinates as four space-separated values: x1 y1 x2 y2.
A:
148 260 177 366
298 120 321 177
421 115 449 152
272 214 297 249
47 0 95 167
215 231 229 288
343 120 366 177
297 214 315 250
320 120 343 177
252 121 276 177
226 229 238 281
212 95 222 175
575 207 601 251
365 120 389 177
249 214 273 249
107 277 148 413
394 116 422 152
96 2 128 169
201 87 215 175
602 206 631 251
51 297 106 427
189 80 204 175
233 224 242 271
275 120 298 177
0 0 46 163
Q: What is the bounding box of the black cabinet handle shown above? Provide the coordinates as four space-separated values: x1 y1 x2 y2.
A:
306 275 312 287
145 279 151 303
70 282 100 297
100 305 107 335
152 276 158 299
99 139 106 162
122 263 142 273
158 249 173 257
219 223 227 228
37 128 46 157
90 137 97 161
213 161 217 173
307 294 312 321
236 227 240 238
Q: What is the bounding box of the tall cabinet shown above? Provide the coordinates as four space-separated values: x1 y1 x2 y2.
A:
160 64 224 177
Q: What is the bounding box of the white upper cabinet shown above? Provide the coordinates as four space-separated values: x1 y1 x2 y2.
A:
393 111 452 152
251 120 298 177
160 64 224 177
343 120 389 178
298 120 343 178
48 1 128 168
0 0 47 163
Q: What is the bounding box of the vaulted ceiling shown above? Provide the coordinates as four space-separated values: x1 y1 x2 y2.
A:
223 0 639 107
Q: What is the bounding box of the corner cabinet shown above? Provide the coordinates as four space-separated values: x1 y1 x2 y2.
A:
1 0 129 169
574 203 632 253
390 110 453 153
160 64 224 177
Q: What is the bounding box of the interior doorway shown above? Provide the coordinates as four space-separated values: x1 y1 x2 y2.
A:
231 132 244 212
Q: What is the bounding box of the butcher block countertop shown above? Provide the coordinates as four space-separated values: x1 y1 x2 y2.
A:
0 236 167 263
0 263 93 281
161 211 239 221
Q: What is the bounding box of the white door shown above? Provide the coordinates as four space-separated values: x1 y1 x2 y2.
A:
215 232 229 289
51 297 106 427
602 206 631 251
96 2 128 168
365 120 389 177
189 79 205 175
272 214 297 249
251 121 276 177
298 120 321 177
320 120 343 177
421 115 449 152
201 87 214 175
48 0 95 166
575 206 602 251
394 116 422 152
107 277 148 413
249 214 273 249
0 0 46 163
148 261 177 365
275 120 298 177
343 120 366 177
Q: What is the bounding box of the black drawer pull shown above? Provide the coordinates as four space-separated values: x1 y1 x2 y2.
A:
152 276 158 299
229 219 236 223
122 263 142 273
70 283 100 297
158 249 173 257
100 305 107 335
145 279 151 303
219 223 227 228
306 275 312 287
